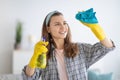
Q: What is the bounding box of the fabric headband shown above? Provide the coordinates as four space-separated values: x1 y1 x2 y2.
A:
46 11 58 26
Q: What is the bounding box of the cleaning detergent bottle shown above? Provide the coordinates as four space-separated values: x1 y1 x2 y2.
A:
36 37 47 69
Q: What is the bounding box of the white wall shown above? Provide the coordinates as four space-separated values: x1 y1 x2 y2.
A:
0 0 120 79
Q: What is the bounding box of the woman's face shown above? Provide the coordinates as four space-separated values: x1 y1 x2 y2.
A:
47 15 68 40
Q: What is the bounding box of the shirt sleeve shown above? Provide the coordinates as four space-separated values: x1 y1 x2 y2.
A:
80 41 115 69
22 66 42 80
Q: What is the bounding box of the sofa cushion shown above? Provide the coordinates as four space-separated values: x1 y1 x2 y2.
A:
97 73 113 80
88 70 113 80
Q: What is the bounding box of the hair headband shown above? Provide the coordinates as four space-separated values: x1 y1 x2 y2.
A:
46 11 59 26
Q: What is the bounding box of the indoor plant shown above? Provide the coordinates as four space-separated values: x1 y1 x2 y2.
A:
14 21 22 49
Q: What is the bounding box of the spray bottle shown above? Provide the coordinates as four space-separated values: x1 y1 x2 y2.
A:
36 37 47 69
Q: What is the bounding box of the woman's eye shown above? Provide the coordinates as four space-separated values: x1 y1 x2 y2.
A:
54 22 68 26
64 23 67 25
64 22 68 25
55 24 60 26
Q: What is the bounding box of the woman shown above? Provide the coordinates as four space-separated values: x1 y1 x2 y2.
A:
22 10 115 80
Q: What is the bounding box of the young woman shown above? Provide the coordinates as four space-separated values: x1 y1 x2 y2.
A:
22 10 115 80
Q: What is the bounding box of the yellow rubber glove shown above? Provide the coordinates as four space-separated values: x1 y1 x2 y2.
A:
82 22 106 41
75 8 106 41
28 41 48 69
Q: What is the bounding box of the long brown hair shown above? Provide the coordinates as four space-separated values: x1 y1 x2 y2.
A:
41 11 79 59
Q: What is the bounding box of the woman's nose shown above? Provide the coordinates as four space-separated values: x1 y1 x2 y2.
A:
60 24 66 30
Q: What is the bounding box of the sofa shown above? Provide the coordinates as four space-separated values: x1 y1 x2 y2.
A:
0 74 22 80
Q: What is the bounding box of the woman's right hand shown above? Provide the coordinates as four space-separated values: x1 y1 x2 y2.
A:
25 41 48 77
28 41 48 69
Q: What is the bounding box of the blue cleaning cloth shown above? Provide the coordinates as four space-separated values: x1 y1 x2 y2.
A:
75 8 98 24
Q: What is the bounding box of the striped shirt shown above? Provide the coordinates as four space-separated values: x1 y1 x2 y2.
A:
22 42 115 80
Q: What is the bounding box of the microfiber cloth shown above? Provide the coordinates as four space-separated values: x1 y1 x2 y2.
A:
75 8 98 24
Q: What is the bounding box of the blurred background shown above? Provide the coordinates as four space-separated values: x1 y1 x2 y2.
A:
0 0 120 80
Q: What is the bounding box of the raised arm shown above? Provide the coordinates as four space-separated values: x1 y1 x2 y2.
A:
75 8 114 48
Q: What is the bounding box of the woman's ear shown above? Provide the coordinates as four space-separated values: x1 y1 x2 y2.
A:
47 27 50 33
